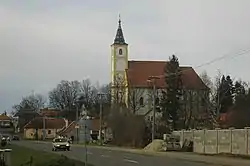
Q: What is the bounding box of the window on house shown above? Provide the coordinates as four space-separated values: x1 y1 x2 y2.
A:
48 130 51 134
139 97 144 106
119 48 123 55
147 116 150 121
150 116 153 121
201 97 206 106
201 92 207 106
155 97 160 105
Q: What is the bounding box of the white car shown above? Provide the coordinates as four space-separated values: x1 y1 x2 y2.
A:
52 138 70 151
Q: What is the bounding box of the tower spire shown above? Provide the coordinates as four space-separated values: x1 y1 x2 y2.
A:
118 14 121 26
113 14 127 45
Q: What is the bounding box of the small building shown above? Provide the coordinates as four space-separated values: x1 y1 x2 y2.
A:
0 113 14 134
23 117 68 139
14 110 40 133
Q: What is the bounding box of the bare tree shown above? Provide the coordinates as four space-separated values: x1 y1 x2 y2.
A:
128 86 145 114
13 94 46 113
78 79 97 110
12 93 46 131
199 70 222 128
111 74 126 104
99 83 112 105
107 105 147 147
175 71 217 129
181 90 194 129
200 71 213 90
49 80 80 110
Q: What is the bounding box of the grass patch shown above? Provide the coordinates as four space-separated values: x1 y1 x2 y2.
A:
8 144 90 166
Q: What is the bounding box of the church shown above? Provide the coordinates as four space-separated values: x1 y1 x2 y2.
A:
110 18 209 122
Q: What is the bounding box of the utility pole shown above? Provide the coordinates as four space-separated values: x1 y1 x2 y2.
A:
119 90 123 113
98 92 105 145
42 115 46 140
152 82 156 141
83 110 88 166
147 76 160 142
76 104 79 144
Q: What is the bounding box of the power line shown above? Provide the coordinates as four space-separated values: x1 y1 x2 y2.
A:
152 48 250 79
195 48 250 68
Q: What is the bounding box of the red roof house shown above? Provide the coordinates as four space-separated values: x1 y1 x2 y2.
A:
23 117 68 139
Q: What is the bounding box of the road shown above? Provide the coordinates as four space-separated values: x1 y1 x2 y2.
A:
12 141 222 166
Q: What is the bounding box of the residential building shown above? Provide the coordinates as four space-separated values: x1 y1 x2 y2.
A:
14 110 40 133
110 18 209 122
23 117 68 139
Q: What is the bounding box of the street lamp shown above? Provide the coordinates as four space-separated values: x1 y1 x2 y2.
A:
74 92 89 166
97 92 105 145
147 76 160 142
74 92 85 144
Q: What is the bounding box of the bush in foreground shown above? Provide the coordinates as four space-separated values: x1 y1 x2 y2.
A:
10 145 90 166
36 155 76 166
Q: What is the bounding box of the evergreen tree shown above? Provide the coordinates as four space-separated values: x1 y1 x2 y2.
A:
234 81 246 105
161 55 182 130
217 75 234 113
227 82 250 128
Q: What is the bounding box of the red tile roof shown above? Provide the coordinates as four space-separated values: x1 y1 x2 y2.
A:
24 117 66 129
126 60 208 89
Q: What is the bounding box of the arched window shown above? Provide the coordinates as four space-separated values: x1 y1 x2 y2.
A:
119 48 123 55
139 97 144 106
155 97 160 105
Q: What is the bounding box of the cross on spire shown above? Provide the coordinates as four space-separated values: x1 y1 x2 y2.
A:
118 14 121 26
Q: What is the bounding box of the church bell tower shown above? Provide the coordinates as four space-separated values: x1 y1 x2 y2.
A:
111 16 128 104
111 16 128 86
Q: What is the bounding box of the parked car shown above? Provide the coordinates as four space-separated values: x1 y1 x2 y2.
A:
1 138 7 147
12 135 20 141
2 134 11 144
52 138 70 151
1 134 11 147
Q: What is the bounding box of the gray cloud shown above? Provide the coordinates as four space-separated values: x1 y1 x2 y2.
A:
1 0 250 111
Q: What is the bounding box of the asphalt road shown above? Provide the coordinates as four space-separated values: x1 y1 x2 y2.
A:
12 141 218 166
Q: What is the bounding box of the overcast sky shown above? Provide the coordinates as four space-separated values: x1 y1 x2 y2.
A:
1 0 250 112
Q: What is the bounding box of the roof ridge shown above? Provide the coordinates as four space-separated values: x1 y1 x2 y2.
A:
57 121 75 135
23 116 37 128
67 121 75 127
180 66 193 68
129 60 168 62
126 60 208 89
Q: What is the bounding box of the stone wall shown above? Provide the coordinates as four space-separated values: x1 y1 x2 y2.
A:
172 128 250 155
